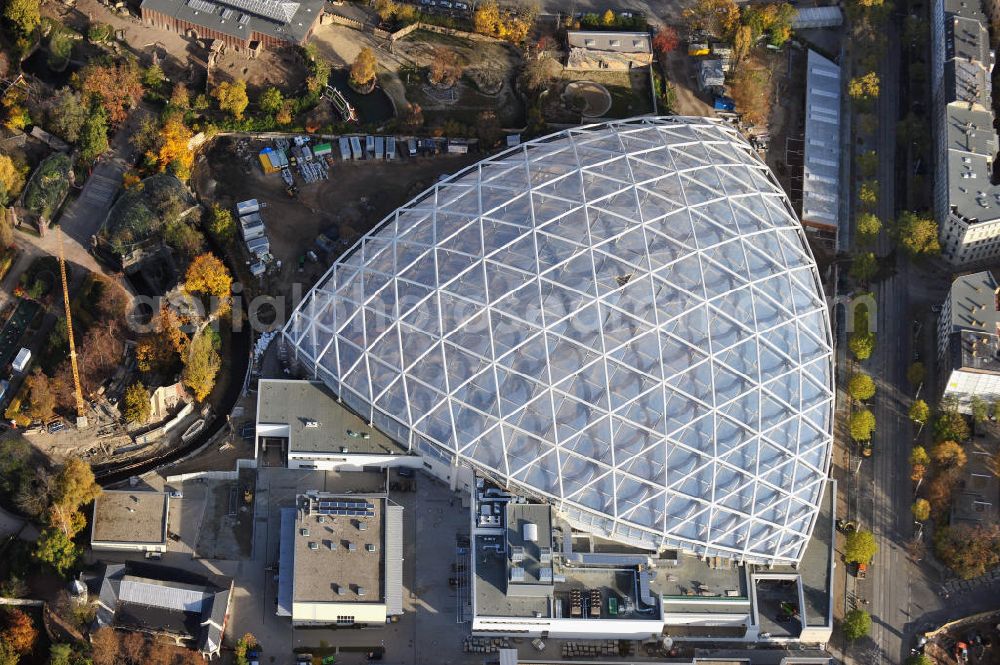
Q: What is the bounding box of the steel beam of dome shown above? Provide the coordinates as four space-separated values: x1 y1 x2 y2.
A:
283 117 835 565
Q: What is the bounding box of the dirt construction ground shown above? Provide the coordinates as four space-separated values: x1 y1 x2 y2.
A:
193 137 480 299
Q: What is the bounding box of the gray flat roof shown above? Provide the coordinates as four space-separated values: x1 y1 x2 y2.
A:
946 271 1000 334
566 30 651 53
940 0 1000 227
771 479 834 628
92 491 168 545
292 493 385 604
801 50 841 230
257 379 408 456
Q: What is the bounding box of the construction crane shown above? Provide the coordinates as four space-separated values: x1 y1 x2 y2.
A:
56 226 88 428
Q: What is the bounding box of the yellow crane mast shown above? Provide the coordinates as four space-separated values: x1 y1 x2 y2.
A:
56 226 87 428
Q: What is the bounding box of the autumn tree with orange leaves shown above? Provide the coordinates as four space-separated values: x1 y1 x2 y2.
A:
2 608 38 655
147 114 194 180
79 61 143 126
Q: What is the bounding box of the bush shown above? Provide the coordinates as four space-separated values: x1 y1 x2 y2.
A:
842 609 872 641
844 529 877 563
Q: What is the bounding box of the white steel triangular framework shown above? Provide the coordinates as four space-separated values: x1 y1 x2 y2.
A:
284 117 834 565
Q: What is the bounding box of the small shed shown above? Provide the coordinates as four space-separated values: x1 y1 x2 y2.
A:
313 143 333 157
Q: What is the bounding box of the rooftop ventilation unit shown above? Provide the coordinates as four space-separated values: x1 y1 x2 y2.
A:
523 522 538 542
348 542 357 552
357 586 367 596
510 565 525 582
366 543 377 552
305 420 320 428
357 522 368 531
326 540 336 550
300 528 309 537
309 542 319 550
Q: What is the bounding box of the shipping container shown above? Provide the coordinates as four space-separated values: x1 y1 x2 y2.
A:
350 136 362 160
387 136 396 160
375 136 384 160
236 199 260 216
339 137 351 161
365 135 375 158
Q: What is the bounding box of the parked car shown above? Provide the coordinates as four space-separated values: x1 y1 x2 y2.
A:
169 490 183 499
47 420 66 434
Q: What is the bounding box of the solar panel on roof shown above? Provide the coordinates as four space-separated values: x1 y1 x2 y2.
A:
238 13 250 23
220 7 233 17
186 0 217 13
214 0 299 23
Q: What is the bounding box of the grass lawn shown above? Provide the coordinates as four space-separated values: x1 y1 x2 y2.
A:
559 69 654 118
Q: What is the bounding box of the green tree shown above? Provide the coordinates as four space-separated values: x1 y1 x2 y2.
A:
142 64 165 90
0 152 26 206
848 372 876 401
3 0 40 36
48 88 88 143
971 395 989 423
911 498 931 521
207 204 236 242
213 79 249 119
856 212 881 242
896 211 941 257
848 71 880 100
859 180 878 209
164 219 205 261
259 86 284 115
849 408 876 441
909 399 930 424
34 527 79 576
122 382 151 424
842 608 872 641
78 110 109 164
844 529 877 563
234 633 258 665
183 331 222 401
934 408 969 443
49 643 73 665
849 330 876 361
857 150 878 177
850 252 878 282
907 361 925 386
907 655 933 665
0 436 30 496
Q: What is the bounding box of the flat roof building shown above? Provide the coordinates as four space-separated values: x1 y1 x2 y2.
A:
800 50 841 243
91 490 170 554
566 31 653 70
277 492 404 626
935 271 1000 411
255 379 410 470
470 478 835 645
931 0 1000 266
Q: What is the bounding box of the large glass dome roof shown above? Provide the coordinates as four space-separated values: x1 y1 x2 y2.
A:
285 117 834 564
